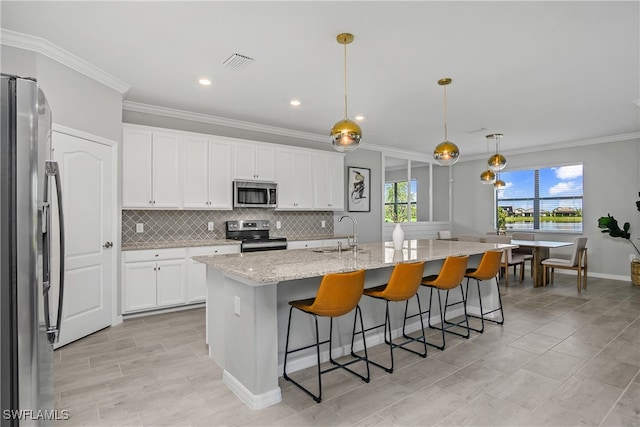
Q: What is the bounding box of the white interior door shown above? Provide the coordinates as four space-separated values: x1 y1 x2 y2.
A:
52 131 114 348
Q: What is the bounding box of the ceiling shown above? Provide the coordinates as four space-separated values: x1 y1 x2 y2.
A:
2 1 639 158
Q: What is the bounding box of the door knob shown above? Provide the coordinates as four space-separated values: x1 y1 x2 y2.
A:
103 241 113 248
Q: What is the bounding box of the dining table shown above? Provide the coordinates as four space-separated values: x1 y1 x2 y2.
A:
510 239 574 287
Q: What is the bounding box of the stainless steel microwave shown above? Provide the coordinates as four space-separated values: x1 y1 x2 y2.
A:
233 181 277 208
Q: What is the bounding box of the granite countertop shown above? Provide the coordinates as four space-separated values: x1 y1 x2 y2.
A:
193 239 515 285
121 239 241 251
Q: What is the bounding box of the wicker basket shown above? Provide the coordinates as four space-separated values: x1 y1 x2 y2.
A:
632 261 640 286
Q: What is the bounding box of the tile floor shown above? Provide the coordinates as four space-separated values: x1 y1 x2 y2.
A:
54 274 640 426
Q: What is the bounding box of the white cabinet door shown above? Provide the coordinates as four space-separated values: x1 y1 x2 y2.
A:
122 127 153 208
277 149 313 210
328 155 345 211
234 143 257 180
186 257 207 303
156 258 187 308
183 135 210 208
234 142 276 181
255 145 276 181
152 132 182 208
209 140 233 209
276 150 296 209
313 154 344 211
123 261 157 313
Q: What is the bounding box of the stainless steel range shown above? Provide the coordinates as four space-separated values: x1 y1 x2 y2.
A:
225 220 287 252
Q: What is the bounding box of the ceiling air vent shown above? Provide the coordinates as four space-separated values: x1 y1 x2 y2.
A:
222 53 254 71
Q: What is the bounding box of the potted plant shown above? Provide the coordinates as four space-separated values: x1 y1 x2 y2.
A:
497 207 508 235
597 192 640 285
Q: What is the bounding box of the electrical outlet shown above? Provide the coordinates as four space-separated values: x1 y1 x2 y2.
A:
136 223 144 233
276 221 281 229
208 222 214 231
234 296 241 316
321 220 326 228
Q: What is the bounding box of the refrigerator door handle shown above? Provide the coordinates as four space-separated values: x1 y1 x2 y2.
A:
43 160 65 344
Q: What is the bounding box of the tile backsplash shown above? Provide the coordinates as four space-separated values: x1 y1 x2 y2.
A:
122 209 335 245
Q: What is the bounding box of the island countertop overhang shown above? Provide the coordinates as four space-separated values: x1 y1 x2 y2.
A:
193 239 516 285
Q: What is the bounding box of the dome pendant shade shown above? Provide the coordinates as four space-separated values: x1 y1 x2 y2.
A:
480 169 496 185
433 141 460 166
494 178 506 189
331 119 362 152
488 153 507 171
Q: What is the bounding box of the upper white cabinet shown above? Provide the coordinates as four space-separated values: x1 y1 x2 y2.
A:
122 126 181 209
183 136 232 209
234 142 276 181
277 149 314 210
313 153 345 211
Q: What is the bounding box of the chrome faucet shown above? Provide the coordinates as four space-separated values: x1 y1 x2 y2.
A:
339 215 358 251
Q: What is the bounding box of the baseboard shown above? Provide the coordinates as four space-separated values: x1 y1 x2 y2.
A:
111 315 123 327
122 302 205 320
222 370 282 410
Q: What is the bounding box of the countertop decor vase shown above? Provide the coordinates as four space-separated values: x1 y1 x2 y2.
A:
392 223 404 250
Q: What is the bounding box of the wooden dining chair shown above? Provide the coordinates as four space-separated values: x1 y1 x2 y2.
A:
512 232 535 276
541 237 588 292
484 235 526 286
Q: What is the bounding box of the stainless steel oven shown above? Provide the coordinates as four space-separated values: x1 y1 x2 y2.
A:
226 220 287 252
233 181 277 208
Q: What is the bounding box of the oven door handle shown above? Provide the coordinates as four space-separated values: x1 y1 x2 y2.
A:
241 241 288 251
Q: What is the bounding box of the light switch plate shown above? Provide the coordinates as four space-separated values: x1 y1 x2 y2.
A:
136 223 144 233
321 220 326 228
208 222 214 231
276 221 281 229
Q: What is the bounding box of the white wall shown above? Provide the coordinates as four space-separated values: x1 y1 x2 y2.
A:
334 148 382 243
452 137 640 279
1 46 123 143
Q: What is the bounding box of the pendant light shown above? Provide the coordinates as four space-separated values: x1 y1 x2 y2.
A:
494 173 506 189
330 33 361 152
480 169 496 185
433 78 460 166
480 133 497 184
487 133 506 172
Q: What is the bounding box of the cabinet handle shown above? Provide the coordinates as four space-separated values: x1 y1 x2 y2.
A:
155 254 159 257
157 267 161 271
149 201 153 205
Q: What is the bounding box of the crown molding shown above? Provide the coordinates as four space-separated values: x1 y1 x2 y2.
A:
1 29 130 94
122 100 330 143
459 132 640 162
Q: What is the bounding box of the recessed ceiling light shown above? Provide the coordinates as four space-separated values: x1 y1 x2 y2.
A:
290 100 301 106
355 115 365 121
199 78 212 86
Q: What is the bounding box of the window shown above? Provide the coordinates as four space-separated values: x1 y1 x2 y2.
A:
385 180 417 222
496 164 583 232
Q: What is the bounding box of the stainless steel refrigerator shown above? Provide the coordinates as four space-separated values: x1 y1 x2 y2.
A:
1 75 65 426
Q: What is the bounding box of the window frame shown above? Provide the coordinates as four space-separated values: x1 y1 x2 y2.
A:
495 163 584 233
384 179 417 223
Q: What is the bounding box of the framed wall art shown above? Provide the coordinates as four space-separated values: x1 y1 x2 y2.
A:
347 166 370 212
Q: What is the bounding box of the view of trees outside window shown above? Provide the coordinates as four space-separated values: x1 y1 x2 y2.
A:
384 180 417 222
496 164 583 232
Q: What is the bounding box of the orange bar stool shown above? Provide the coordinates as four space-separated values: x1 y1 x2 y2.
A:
419 255 469 350
355 261 427 373
283 269 369 403
464 250 505 333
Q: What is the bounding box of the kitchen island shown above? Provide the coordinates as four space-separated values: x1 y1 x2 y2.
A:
194 239 514 409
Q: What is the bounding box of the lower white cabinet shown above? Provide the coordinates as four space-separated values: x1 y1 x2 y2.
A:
122 245 240 314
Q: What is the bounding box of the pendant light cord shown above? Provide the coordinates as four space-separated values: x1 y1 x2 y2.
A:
443 84 448 141
343 41 348 120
